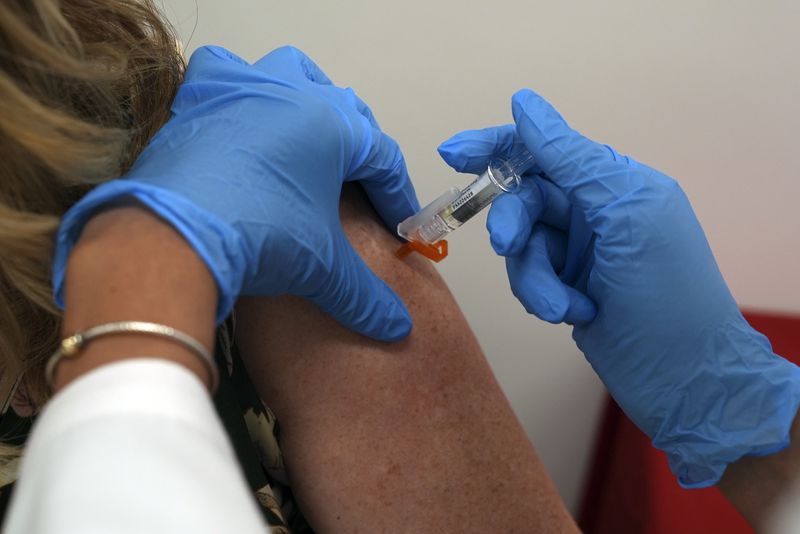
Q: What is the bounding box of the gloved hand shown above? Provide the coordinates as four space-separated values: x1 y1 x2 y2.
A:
438 89 800 487
53 45 419 341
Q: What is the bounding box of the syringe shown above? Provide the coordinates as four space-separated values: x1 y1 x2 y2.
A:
396 148 535 260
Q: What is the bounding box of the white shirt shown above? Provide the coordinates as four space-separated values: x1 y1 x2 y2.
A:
2 359 264 534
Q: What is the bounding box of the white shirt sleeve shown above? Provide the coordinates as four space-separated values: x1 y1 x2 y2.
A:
2 359 265 534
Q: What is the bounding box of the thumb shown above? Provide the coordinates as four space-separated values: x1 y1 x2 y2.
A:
512 89 643 213
309 235 412 342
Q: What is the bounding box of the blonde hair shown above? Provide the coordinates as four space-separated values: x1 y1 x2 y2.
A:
0 0 184 443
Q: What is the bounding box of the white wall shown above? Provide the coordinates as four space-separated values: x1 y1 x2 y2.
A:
161 0 800 513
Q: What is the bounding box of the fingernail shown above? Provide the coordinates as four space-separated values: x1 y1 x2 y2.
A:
511 90 530 120
437 143 470 172
381 300 413 342
544 297 569 323
572 296 597 324
437 139 460 158
489 228 514 256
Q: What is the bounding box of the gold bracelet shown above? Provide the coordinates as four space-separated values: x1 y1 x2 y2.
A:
46 321 219 392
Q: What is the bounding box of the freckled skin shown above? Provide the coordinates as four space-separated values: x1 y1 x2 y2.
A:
235 184 577 534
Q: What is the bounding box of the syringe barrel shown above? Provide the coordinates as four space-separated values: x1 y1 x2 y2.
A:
397 187 460 243
443 168 505 228
397 148 534 246
439 149 531 228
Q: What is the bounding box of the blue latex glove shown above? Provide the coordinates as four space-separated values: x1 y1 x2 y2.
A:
438 89 800 487
53 45 419 341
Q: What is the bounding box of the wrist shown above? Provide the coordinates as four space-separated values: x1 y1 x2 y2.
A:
56 205 218 392
656 328 800 488
53 180 247 323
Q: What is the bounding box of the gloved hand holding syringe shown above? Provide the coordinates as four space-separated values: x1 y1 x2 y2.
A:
396 148 535 261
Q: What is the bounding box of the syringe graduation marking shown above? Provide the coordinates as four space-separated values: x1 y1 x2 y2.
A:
447 172 499 225
396 148 535 249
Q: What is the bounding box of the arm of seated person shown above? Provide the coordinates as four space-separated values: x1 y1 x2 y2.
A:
234 184 578 533
719 416 800 531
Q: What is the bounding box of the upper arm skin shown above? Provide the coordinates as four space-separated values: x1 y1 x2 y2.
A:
235 184 577 533
719 416 800 531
